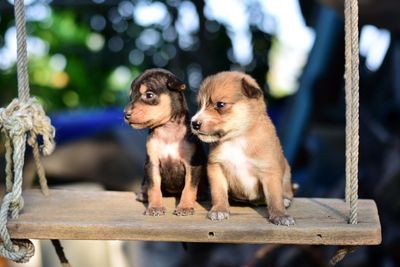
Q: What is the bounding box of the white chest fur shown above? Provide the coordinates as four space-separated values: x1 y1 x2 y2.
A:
158 140 180 159
216 139 260 200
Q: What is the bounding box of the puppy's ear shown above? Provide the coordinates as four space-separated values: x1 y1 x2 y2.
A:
167 75 187 91
241 77 263 98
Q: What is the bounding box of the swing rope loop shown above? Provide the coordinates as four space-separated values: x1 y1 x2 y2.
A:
0 0 55 263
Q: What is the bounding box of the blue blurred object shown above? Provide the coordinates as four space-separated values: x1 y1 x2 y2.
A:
279 6 342 165
50 107 126 144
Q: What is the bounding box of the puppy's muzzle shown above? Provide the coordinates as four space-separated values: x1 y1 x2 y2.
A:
191 120 202 131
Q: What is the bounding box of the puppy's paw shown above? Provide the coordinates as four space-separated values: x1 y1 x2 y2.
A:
173 207 195 216
144 206 166 216
207 207 230 221
269 214 295 226
283 198 292 208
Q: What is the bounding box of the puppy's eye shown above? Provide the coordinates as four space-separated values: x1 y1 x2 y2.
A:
142 91 155 100
214 102 225 110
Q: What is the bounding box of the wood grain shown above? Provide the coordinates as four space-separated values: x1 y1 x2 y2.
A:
7 189 381 245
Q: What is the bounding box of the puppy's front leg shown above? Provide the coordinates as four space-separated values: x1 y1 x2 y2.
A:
144 161 166 216
208 163 230 221
136 159 150 202
174 163 198 216
262 169 295 225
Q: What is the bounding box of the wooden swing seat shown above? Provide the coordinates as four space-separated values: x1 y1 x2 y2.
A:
8 189 381 245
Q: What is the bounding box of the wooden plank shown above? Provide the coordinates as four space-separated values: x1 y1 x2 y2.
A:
7 189 381 245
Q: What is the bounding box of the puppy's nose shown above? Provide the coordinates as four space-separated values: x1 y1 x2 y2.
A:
191 120 202 130
124 111 131 120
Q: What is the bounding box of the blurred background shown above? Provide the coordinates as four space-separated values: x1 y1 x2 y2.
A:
1 0 400 266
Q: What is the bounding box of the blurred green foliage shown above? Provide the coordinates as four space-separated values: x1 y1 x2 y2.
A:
0 0 273 112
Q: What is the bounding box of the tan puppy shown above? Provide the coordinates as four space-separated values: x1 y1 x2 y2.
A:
191 71 294 225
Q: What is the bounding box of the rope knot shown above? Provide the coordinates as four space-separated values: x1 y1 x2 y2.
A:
0 99 32 138
0 239 36 263
0 98 55 155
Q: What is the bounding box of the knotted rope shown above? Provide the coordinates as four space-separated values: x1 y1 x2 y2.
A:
0 0 56 263
0 99 55 263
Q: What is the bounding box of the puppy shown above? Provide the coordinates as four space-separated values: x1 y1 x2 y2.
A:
124 69 206 216
191 71 294 225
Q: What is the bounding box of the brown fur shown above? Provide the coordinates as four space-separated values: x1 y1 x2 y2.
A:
124 69 206 216
191 71 294 225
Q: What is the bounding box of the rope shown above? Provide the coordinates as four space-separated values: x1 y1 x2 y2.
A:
14 0 30 102
344 0 359 224
337 0 360 263
330 246 358 266
51 240 72 267
4 135 13 193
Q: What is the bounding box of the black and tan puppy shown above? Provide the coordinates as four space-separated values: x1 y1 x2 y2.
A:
124 69 206 216
191 71 294 225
